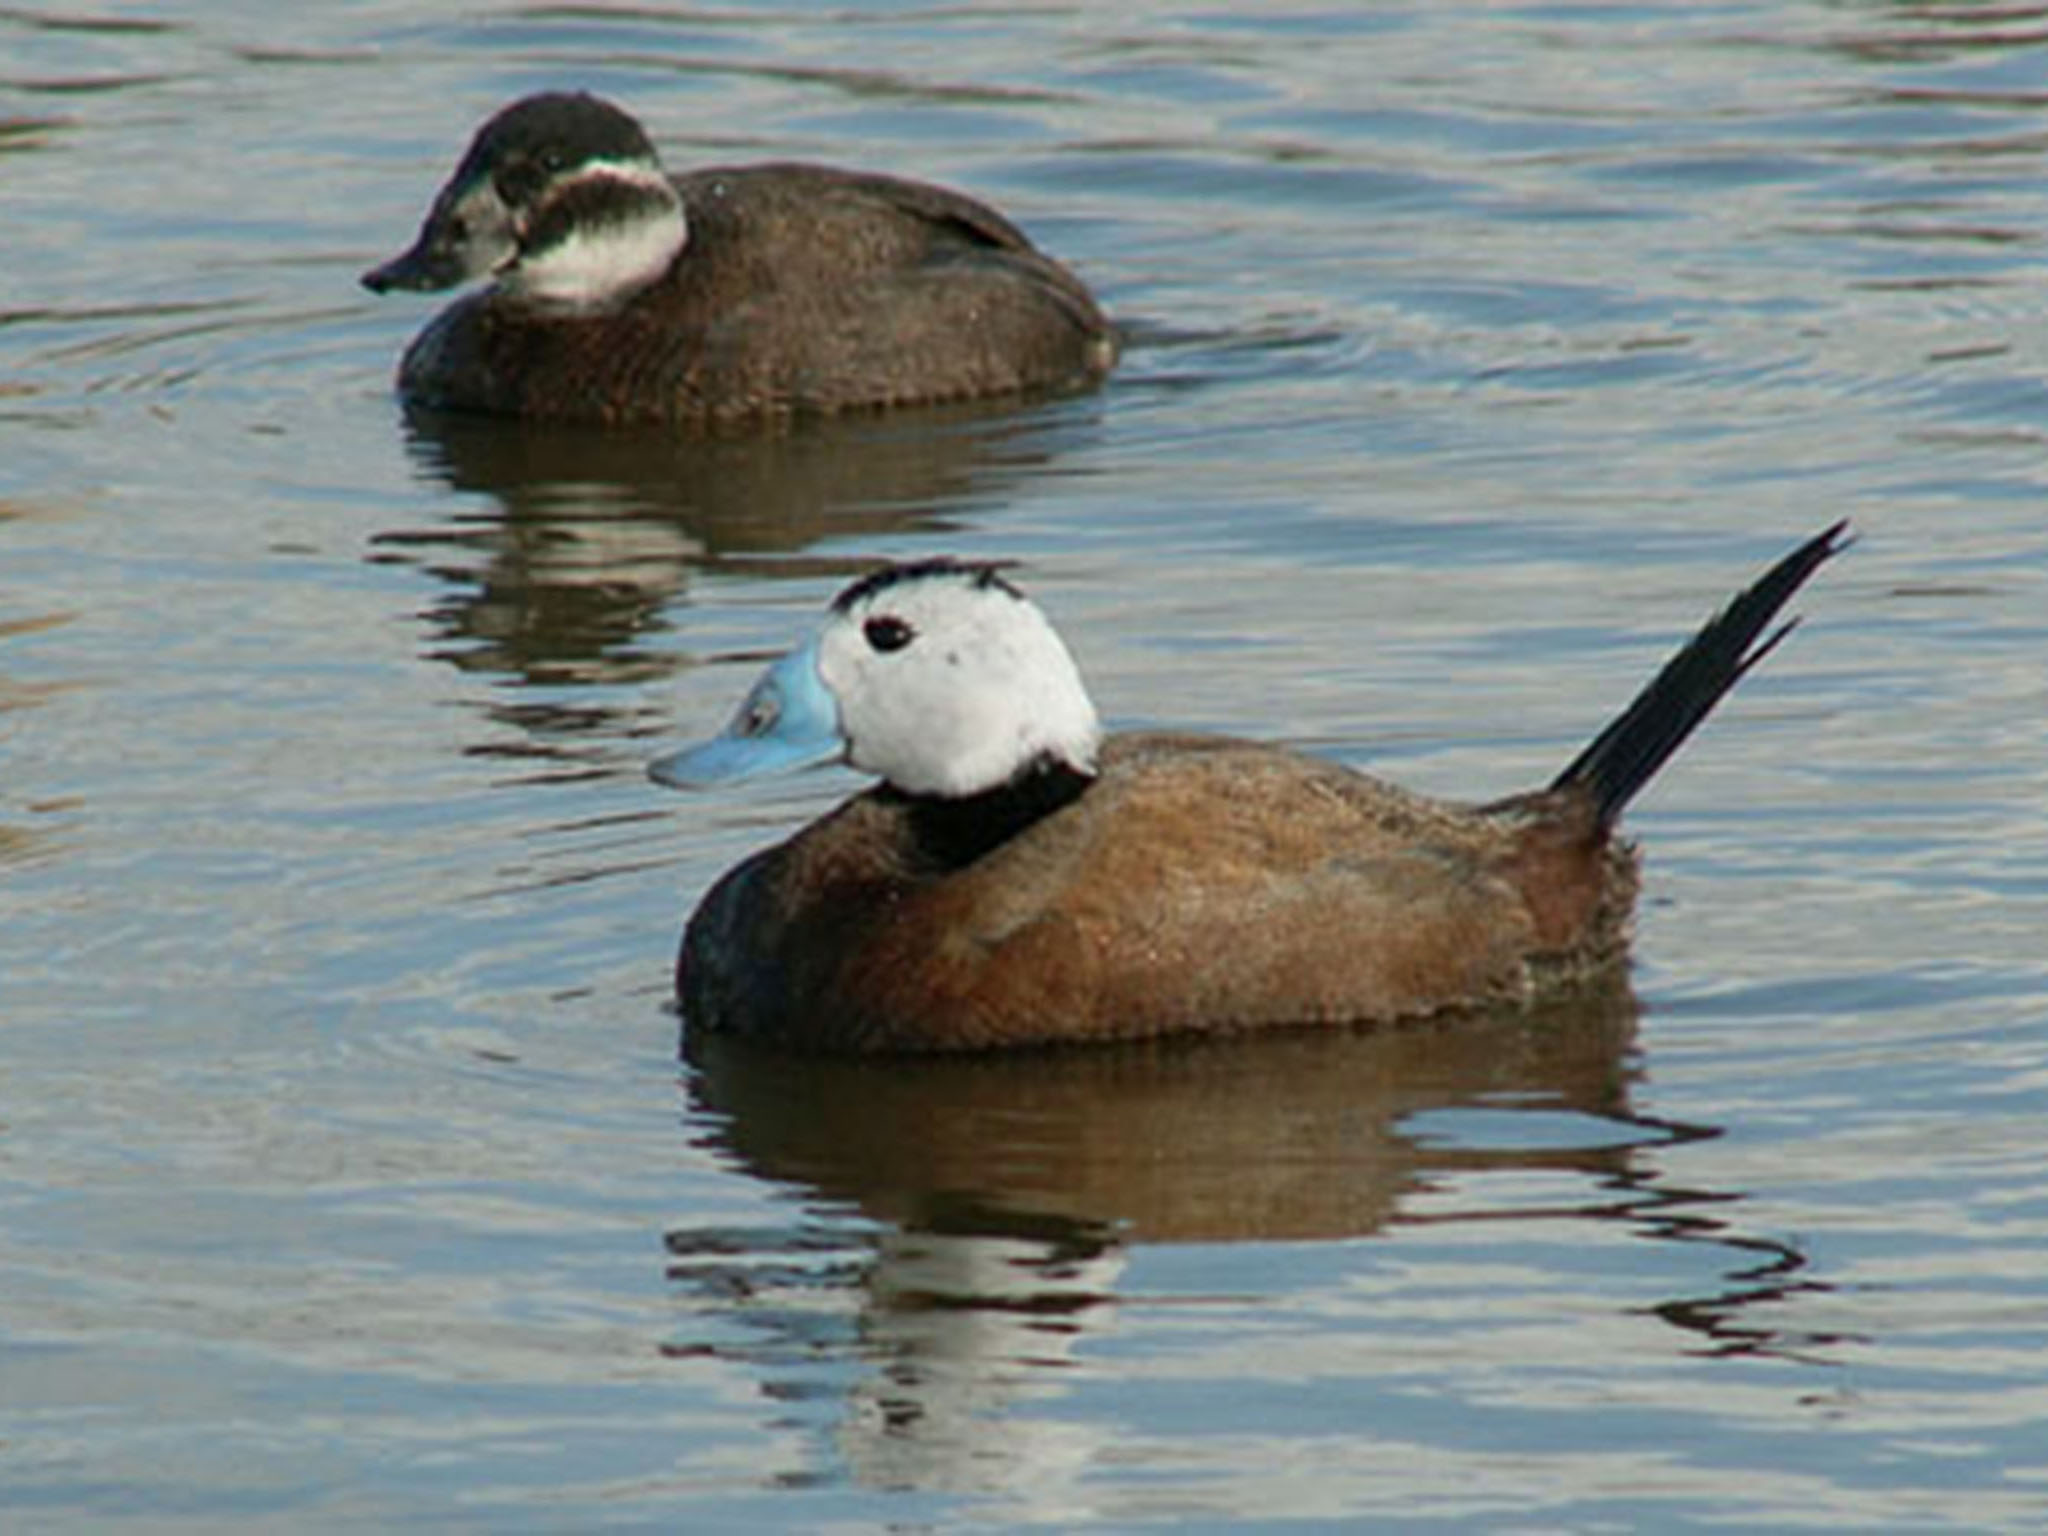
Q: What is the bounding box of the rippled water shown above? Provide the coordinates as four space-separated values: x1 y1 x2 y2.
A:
5 2 2048 1529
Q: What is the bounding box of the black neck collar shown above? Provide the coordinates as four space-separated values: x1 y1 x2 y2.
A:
886 756 1095 872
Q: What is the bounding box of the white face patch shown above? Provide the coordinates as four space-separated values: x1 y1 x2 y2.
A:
815 569 1102 798
499 159 687 307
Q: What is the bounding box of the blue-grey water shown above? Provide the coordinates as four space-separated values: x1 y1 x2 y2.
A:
5 2 2048 1530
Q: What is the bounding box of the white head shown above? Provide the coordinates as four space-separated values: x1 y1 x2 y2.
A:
650 561 1102 799
362 91 687 309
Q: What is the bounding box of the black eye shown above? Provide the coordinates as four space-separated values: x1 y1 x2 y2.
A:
863 615 915 653
495 157 548 205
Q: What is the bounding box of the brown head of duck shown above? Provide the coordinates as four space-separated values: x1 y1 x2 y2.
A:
363 91 1116 426
650 527 1848 1053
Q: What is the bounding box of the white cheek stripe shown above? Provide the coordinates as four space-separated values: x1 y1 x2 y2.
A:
504 162 687 306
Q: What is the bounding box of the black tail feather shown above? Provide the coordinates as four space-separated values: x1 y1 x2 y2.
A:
1554 522 1849 827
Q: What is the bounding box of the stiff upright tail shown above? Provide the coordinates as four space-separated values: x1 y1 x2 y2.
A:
1553 522 1849 828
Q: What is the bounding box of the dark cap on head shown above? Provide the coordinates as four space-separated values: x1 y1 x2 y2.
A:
455 92 658 196
831 558 1024 614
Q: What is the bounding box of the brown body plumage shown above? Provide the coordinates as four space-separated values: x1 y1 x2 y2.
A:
683 732 1639 1052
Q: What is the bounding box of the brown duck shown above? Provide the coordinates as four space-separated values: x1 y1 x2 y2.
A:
363 92 1116 426
650 526 1847 1052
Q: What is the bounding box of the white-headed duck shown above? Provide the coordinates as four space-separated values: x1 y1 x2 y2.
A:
361 92 1116 427
650 526 1847 1052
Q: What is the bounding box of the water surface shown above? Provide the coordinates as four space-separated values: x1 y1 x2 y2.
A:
5 2 2048 1529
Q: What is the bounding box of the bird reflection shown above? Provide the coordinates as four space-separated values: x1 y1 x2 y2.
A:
367 397 1100 712
666 975 1848 1494
1628 1169 1858 1365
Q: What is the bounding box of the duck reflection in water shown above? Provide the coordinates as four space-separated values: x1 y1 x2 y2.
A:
672 981 1849 1497
371 396 1093 695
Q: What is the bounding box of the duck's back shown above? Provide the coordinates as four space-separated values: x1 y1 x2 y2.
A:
679 733 1637 1053
398 162 1116 425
